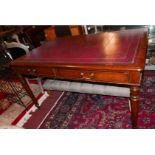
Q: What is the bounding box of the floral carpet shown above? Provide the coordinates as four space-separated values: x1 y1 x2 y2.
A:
39 71 155 129
0 83 28 115
0 79 42 126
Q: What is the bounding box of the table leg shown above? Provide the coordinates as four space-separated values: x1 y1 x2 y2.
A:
18 74 40 108
130 86 140 129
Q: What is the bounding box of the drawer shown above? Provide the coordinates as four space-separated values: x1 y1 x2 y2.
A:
56 68 83 79
56 68 98 81
55 68 129 83
93 71 129 83
14 66 130 84
13 66 54 77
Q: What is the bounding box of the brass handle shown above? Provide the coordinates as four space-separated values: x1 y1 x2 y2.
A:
32 69 36 73
90 73 94 77
27 68 36 74
80 72 84 76
80 72 94 80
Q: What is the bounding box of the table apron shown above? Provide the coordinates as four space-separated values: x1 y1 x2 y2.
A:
13 66 142 86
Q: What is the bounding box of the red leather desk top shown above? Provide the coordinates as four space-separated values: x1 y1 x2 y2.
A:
14 28 147 65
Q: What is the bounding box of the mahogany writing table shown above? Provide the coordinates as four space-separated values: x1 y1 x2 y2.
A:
10 28 148 128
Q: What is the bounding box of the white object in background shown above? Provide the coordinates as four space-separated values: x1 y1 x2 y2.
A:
4 41 44 93
4 41 29 54
43 79 130 97
83 25 88 34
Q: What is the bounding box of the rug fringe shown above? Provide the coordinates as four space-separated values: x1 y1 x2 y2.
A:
16 92 49 127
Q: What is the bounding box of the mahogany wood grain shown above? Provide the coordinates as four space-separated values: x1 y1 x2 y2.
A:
10 28 148 128
130 86 140 128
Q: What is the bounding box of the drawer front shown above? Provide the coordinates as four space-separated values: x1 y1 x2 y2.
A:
14 67 54 77
56 69 83 79
55 68 129 83
93 71 129 83
14 66 129 84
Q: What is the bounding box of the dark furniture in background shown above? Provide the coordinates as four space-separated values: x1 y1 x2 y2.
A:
0 26 49 49
55 26 72 37
0 44 27 107
19 26 49 49
44 25 84 41
3 26 84 49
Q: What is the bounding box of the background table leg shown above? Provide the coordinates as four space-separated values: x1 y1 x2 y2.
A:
130 86 140 128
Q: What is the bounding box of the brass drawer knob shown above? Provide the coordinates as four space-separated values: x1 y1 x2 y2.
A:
80 72 84 76
80 72 94 80
90 73 94 76
27 68 36 74
32 69 36 73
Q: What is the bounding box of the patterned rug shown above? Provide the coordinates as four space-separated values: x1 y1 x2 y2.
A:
38 70 155 129
0 79 43 126
0 91 10 114
0 81 27 115
0 79 39 114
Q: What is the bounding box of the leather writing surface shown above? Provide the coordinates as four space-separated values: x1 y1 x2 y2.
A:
17 29 146 65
